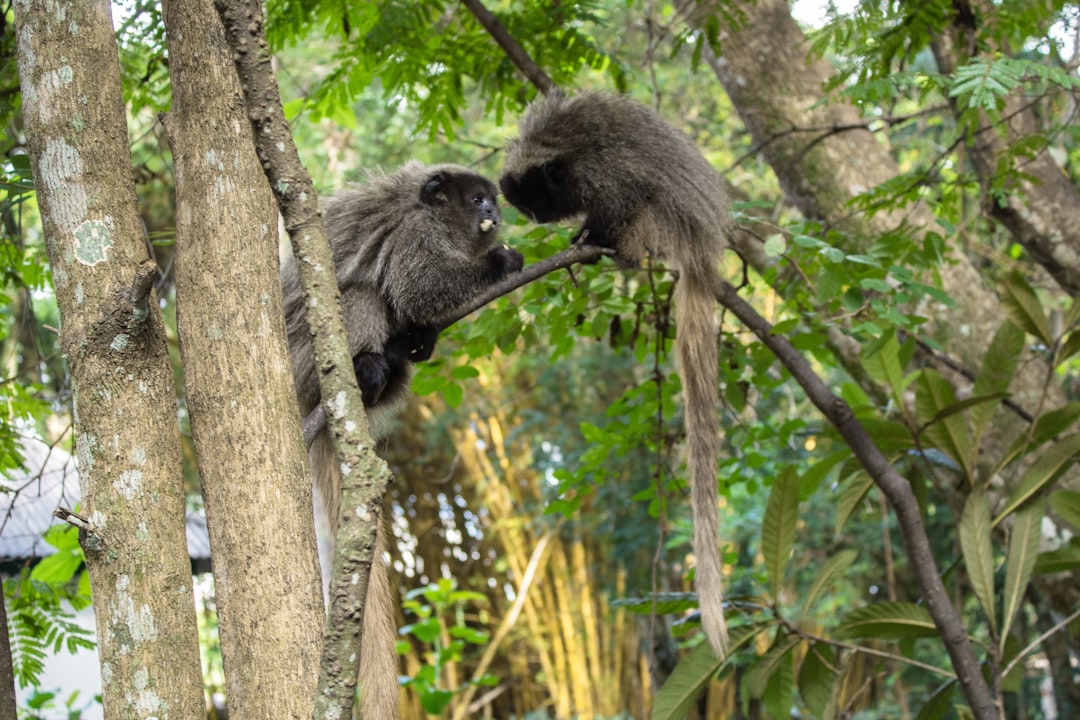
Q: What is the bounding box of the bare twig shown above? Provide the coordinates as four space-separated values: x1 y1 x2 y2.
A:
1001 606 1080 680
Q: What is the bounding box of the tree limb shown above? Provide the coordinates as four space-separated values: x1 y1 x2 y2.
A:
713 278 998 720
303 243 612 447
213 1 393 717
461 0 557 95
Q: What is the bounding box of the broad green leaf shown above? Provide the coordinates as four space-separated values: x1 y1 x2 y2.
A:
835 471 874 534
763 642 794 720
651 624 764 720
800 449 851 492
1001 502 1042 649
862 332 911 407
1001 634 1024 693
858 418 916 455
914 680 956 720
1058 330 1080 365
802 549 857 615
993 436 1080 526
971 321 1024 442
798 642 839 719
761 467 800 598
1034 539 1080 575
915 370 973 479
1001 271 1052 346
1049 489 1080 529
836 602 939 640
611 593 699 616
958 487 997 635
995 402 1080 473
744 633 801 699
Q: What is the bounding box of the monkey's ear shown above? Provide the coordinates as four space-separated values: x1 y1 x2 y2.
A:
420 173 449 206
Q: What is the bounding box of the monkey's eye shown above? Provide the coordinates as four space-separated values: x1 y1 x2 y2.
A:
471 195 485 206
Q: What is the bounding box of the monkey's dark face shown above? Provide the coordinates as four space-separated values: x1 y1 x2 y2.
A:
420 170 500 247
499 158 581 224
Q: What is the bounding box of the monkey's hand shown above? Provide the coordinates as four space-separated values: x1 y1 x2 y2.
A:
486 245 524 279
386 325 440 363
569 228 608 264
353 351 391 407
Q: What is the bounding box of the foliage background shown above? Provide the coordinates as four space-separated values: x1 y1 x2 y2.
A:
3 0 1080 718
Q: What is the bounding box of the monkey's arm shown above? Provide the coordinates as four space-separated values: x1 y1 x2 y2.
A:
339 284 395 406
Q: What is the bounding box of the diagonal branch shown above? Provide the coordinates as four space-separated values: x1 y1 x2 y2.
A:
713 278 997 720
303 244 612 447
461 0 557 95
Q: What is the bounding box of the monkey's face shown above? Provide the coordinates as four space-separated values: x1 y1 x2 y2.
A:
499 158 580 225
420 170 501 251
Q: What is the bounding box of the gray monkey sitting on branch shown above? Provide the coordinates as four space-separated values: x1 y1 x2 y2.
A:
281 161 523 720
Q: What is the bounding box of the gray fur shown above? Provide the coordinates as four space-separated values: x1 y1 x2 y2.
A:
500 91 730 656
281 161 522 719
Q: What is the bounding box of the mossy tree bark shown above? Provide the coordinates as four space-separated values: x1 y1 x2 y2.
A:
12 1 204 717
161 1 325 718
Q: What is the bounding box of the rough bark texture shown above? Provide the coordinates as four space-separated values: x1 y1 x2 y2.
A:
705 0 999 369
161 1 324 718
932 4 1080 297
211 1 395 716
12 1 204 718
0 596 15 720
712 281 998 720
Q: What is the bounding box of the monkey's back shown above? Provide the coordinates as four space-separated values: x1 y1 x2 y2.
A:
508 91 728 267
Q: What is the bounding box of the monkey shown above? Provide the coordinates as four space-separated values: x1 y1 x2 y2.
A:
281 161 524 719
499 90 730 656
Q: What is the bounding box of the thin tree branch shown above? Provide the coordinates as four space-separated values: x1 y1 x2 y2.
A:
713 278 998 720
303 244 613 447
1001 606 1080 680
461 0 557 95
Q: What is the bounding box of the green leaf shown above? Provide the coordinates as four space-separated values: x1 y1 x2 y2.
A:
836 602 939 640
763 641 795 720
995 402 1080 473
1033 538 1080 575
862 333 910 407
1001 502 1042 649
835 471 874 534
915 370 973 479
611 592 700 616
958 488 997 635
763 234 786 257
994 436 1080 526
914 680 956 720
651 624 765 720
1000 271 1052 346
1049 489 1080 529
1057 329 1080 365
761 467 800 598
971 321 1024 442
744 633 800 699
798 642 839 719
802 549 857 616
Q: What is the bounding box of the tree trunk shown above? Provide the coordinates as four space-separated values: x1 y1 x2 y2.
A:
12 1 204 718
161 1 324 718
0 595 16 720
931 3 1080 297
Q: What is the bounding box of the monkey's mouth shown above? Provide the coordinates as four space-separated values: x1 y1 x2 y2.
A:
479 218 497 233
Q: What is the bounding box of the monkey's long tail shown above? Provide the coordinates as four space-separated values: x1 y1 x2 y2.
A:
674 263 728 658
311 434 402 719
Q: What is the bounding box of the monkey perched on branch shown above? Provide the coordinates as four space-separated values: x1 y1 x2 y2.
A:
500 90 731 656
281 161 523 719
